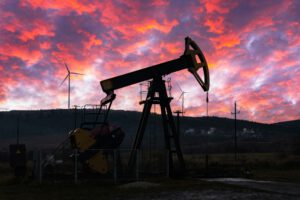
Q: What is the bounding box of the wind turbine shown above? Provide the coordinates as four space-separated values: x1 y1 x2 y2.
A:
176 82 188 116
60 63 84 109
173 82 187 141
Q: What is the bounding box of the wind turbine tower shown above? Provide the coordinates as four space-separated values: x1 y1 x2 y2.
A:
60 63 84 109
177 82 188 116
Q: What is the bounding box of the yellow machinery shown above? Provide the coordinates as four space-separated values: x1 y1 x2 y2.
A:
69 124 124 174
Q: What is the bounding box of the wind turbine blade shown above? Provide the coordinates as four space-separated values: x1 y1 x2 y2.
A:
178 92 184 100
60 74 69 86
175 81 183 93
71 72 85 75
64 63 70 73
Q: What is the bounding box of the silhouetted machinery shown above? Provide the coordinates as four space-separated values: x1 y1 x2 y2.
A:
70 37 209 175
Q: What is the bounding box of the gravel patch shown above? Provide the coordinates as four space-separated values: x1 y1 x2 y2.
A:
119 181 160 189
128 190 299 200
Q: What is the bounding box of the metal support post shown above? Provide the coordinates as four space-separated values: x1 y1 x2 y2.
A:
39 150 42 183
136 150 139 181
74 149 78 184
166 150 170 178
114 149 117 184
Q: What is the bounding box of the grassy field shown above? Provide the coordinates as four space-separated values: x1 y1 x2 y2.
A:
1 152 299 199
252 169 300 183
2 152 300 181
174 152 300 187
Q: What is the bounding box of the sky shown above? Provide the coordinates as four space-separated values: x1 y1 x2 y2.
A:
0 0 299 123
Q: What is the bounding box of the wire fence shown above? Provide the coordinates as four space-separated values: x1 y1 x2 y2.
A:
32 148 170 184
2 148 299 184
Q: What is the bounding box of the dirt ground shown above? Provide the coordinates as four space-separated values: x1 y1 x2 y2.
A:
203 178 300 196
1 178 299 200
117 179 300 200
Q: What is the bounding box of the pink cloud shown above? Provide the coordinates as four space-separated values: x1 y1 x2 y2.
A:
20 0 98 15
0 43 43 63
0 0 299 123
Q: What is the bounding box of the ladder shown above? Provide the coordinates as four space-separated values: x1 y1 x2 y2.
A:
81 104 107 130
80 93 116 130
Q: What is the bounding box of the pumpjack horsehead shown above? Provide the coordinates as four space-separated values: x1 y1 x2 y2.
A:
69 37 210 175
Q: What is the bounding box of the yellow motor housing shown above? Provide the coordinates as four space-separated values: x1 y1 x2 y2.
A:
71 128 108 174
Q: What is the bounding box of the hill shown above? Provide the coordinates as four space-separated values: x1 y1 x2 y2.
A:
0 109 299 153
273 119 300 130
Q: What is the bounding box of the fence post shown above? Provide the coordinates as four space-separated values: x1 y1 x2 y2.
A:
205 154 209 171
74 149 78 184
114 149 117 184
136 150 139 181
39 150 42 183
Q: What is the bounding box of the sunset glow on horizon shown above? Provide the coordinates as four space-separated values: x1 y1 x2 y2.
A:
0 0 299 123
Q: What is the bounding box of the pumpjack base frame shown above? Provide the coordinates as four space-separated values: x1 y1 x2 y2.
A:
128 76 186 176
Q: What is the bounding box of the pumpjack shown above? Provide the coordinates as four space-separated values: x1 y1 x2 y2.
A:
69 37 210 176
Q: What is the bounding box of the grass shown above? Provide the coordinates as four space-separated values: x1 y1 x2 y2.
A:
253 169 300 183
1 152 299 199
0 162 231 200
184 152 300 182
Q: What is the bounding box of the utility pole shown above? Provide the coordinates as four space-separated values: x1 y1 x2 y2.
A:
16 114 20 144
74 105 80 129
205 92 209 170
231 101 240 162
